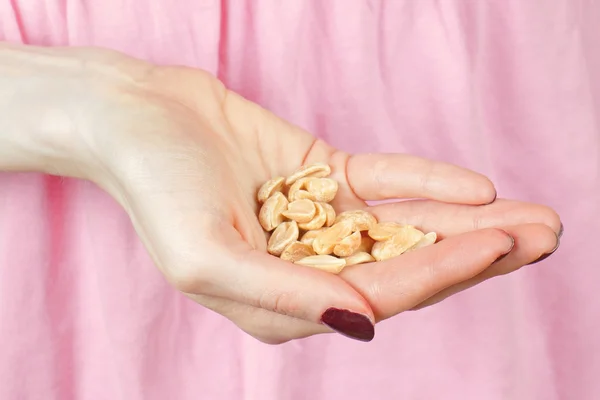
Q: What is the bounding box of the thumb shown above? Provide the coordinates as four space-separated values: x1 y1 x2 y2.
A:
171 219 377 342
120 167 377 342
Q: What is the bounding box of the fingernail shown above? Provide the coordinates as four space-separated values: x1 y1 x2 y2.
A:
527 232 560 266
492 231 514 263
501 230 515 252
558 223 564 239
321 308 375 342
487 190 498 205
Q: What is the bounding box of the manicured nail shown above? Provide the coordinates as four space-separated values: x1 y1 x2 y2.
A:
558 223 564 239
321 308 375 342
502 231 515 252
492 231 514 263
528 232 560 265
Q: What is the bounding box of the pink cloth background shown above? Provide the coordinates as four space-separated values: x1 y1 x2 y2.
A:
1 1 598 399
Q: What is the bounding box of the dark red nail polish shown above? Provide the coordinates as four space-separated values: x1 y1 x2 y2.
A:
321 308 375 342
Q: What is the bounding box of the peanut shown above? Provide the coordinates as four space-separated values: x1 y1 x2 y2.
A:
300 228 327 246
267 220 299 256
287 178 315 202
368 222 409 241
290 190 315 202
256 162 438 273
335 210 378 231
312 220 353 255
298 202 327 230
295 255 346 274
356 235 375 253
371 226 424 261
259 192 289 231
257 176 285 203
282 199 316 223
305 177 338 202
407 231 437 252
333 230 362 257
280 241 316 262
285 162 331 186
344 251 375 266
319 202 336 227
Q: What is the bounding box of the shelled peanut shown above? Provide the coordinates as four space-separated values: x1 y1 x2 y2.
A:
257 162 438 274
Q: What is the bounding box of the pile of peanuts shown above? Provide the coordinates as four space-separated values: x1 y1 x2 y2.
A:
257 162 437 274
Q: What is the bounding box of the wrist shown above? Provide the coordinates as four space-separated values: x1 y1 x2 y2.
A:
0 43 85 175
0 43 141 179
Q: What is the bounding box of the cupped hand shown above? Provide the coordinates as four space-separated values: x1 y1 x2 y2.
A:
59 48 561 343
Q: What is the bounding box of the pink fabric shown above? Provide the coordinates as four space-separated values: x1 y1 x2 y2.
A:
1 1 598 399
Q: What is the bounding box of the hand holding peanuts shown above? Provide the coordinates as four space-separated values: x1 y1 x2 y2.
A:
258 162 438 273
59 49 561 343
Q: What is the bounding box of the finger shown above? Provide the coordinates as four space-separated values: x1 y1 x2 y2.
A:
162 220 377 342
187 293 329 345
224 100 496 206
340 228 515 321
120 151 377 342
368 198 562 238
411 223 560 310
344 153 496 204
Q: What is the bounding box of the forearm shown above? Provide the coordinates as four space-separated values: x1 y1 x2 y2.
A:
0 42 90 175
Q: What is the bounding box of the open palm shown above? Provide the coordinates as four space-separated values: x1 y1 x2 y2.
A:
92 57 560 343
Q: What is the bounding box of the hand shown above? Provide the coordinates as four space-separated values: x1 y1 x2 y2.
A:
26 47 561 343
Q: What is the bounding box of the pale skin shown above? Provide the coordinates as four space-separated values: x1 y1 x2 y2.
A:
0 43 561 343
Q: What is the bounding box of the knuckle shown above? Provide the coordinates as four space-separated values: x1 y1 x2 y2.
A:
257 288 300 318
471 211 483 231
363 280 386 305
371 158 393 197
